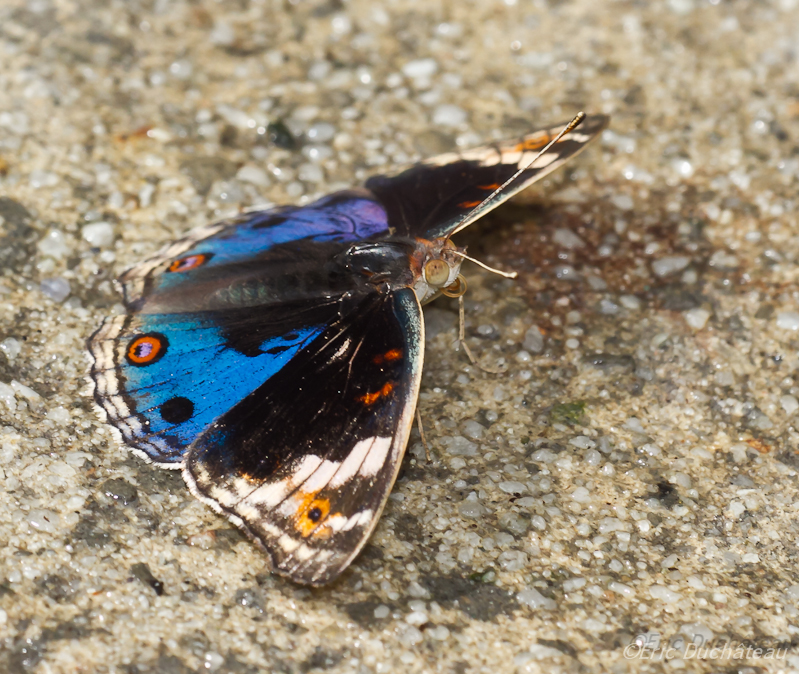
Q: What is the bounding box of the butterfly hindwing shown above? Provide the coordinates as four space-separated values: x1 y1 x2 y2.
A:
88 297 340 464
365 113 609 239
184 288 423 585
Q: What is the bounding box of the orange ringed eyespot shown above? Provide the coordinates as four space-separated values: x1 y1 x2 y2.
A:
168 253 210 273
126 334 168 366
294 493 332 537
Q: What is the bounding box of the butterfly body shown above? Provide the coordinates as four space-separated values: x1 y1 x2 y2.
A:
89 114 608 585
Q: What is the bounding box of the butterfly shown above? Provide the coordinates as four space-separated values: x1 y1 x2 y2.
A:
88 113 608 585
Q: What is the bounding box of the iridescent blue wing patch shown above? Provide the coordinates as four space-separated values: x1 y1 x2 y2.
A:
89 302 335 464
119 191 389 310
365 114 609 239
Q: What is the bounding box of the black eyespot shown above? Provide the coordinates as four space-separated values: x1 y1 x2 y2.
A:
160 397 194 424
307 507 322 523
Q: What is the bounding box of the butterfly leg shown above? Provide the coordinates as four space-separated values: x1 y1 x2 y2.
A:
456 293 504 375
415 407 432 462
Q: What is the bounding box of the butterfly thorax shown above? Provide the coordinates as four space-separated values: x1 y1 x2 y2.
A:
338 236 464 304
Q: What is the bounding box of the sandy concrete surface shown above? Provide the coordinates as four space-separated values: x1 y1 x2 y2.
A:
2 0 799 672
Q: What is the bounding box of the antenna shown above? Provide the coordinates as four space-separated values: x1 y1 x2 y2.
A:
450 250 518 279
459 111 587 224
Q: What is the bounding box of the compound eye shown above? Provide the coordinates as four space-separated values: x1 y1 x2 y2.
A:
424 259 450 286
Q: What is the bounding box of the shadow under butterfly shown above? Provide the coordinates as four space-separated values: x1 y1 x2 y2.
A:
88 112 609 585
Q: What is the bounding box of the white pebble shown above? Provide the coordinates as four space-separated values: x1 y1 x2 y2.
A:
552 227 584 249
598 298 619 315
402 58 438 79
82 222 115 248
517 588 557 610
444 436 477 456
563 578 585 593
652 256 690 277
47 406 71 424
0 338 22 361
569 435 596 450
571 486 591 503
40 277 71 302
619 294 642 310
0 382 16 412
684 308 710 329
458 501 487 518
554 264 578 280
405 611 428 626
461 420 485 440
781 395 799 415
498 481 527 494
523 325 544 353
373 604 390 619
649 584 681 604
784 585 799 603
398 624 423 646
29 509 58 534
584 449 602 466
776 311 799 330
610 193 634 210
530 449 556 464
66 495 86 510
433 104 467 127
498 551 528 571
38 229 71 258
236 165 270 187
727 500 745 518
624 417 646 434
10 381 38 401
609 581 635 597
671 157 694 177
598 517 625 533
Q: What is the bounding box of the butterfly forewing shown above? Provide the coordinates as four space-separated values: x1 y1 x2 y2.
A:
365 114 609 239
184 288 423 585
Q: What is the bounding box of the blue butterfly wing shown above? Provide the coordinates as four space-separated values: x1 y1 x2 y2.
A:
89 300 336 464
118 191 390 311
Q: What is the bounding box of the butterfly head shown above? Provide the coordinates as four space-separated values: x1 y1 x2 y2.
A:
412 238 466 304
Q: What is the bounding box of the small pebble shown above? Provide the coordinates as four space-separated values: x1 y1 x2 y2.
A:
552 227 584 249
81 222 115 248
619 295 642 310
517 588 557 610
523 326 544 353
652 256 690 277
38 229 71 258
0 338 21 361
402 58 438 79
781 395 799 415
40 277 71 302
432 104 467 127
776 311 799 331
684 308 710 329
